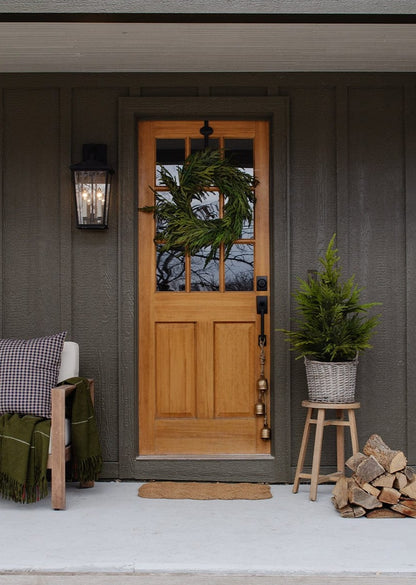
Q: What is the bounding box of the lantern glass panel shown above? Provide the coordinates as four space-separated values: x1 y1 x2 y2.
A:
74 169 111 228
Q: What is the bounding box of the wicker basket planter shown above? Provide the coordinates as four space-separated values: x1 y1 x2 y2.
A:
304 355 358 403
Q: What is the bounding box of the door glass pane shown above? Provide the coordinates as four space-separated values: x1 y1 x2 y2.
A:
191 249 219 291
191 192 219 220
156 246 186 291
154 191 173 233
223 195 254 240
156 139 185 185
224 139 254 175
224 139 255 239
225 244 254 291
191 138 220 153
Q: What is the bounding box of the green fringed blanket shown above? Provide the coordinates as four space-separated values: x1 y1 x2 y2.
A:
65 377 102 483
0 413 50 503
0 377 102 504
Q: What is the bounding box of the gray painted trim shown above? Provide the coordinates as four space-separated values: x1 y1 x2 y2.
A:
269 99 292 480
117 96 138 479
2 1 416 14
118 96 289 482
59 87 73 336
100 461 120 479
0 73 414 90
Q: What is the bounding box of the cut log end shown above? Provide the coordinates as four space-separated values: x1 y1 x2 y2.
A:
363 434 407 474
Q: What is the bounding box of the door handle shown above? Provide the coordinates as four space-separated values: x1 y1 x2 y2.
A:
256 296 268 346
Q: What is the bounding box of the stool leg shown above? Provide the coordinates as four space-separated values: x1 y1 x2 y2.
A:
293 407 313 494
348 409 359 454
336 409 345 473
310 408 325 501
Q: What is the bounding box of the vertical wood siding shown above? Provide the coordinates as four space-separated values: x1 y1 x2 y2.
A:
0 73 415 479
2 88 62 336
346 87 407 452
71 86 129 466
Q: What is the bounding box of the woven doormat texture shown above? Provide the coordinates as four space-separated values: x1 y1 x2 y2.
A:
138 481 272 500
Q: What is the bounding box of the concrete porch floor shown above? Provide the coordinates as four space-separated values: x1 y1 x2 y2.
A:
0 481 415 585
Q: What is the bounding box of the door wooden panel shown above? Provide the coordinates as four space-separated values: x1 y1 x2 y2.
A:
155 322 196 418
214 322 255 417
138 120 270 456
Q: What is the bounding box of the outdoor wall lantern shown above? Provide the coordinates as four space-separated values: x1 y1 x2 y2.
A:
70 144 114 229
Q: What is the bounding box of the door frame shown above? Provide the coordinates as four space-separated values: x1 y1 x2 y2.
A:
118 96 290 482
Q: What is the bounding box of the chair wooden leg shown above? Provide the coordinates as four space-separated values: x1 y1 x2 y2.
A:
49 380 95 509
80 481 95 489
50 387 67 510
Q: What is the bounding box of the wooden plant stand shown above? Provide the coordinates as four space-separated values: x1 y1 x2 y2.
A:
293 400 360 501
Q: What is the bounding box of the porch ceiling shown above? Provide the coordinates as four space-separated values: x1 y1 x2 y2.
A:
0 22 416 72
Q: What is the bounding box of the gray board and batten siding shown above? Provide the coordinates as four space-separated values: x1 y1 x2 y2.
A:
0 73 415 482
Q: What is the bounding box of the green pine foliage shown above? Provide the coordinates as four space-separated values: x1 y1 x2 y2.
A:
140 149 257 265
281 235 381 362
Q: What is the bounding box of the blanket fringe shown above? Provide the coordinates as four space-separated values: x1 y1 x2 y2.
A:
72 455 103 483
0 472 48 504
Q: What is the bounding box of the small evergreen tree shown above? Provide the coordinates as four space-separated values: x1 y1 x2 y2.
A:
281 235 381 362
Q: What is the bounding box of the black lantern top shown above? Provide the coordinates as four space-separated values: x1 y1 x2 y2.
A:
70 144 114 229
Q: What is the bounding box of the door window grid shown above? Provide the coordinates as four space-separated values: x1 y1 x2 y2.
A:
155 135 255 292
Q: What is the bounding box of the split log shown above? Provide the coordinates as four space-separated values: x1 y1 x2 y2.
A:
355 455 384 484
372 473 396 488
401 499 416 510
332 476 349 509
400 479 416 499
366 508 406 519
391 503 416 518
349 485 382 510
378 487 401 505
363 434 407 474
332 500 351 516
352 505 367 518
394 472 408 491
345 452 367 472
404 467 415 482
335 502 366 518
361 482 381 498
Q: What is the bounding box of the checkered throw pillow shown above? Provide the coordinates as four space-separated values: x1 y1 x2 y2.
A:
0 331 66 418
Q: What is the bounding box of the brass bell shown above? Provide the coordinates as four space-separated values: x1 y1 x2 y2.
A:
261 423 271 440
255 400 265 415
257 375 268 392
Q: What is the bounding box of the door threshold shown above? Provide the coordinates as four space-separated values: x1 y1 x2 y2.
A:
136 454 275 461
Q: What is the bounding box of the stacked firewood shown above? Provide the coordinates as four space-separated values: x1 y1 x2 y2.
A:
332 434 416 518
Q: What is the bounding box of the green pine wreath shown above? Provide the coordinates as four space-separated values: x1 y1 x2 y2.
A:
141 149 258 264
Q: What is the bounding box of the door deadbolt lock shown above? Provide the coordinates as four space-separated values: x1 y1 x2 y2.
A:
256 276 268 291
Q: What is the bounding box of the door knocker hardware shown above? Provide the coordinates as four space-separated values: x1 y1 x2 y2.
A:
200 120 213 148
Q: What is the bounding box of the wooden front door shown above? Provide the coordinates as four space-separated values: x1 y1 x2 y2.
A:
138 120 270 456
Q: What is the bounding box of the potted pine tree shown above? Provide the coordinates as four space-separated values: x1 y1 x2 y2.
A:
280 235 381 403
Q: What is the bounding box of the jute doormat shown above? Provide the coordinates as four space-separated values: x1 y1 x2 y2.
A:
138 481 272 500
